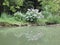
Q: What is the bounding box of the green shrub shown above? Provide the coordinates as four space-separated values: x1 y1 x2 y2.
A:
42 11 52 18
37 18 47 25
0 13 21 24
46 15 60 24
14 12 25 21
1 12 12 19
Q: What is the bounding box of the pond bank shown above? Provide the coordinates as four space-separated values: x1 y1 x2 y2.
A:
0 22 60 27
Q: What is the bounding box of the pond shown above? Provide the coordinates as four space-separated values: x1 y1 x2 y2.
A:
0 26 60 45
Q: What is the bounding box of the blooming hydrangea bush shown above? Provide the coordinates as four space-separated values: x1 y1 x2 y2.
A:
25 9 44 23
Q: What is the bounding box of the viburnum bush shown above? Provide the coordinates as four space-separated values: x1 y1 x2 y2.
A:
25 9 44 23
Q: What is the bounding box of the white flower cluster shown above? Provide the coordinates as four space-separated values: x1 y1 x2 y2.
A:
25 9 44 22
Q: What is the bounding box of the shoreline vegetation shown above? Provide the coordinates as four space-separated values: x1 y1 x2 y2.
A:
0 22 60 27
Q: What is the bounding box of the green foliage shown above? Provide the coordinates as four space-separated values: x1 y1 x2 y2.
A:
3 0 24 12
42 0 60 15
3 0 24 6
0 13 21 24
2 0 42 13
1 0 60 26
46 15 60 24
14 12 25 21
20 0 42 13
37 18 46 25
13 8 60 25
41 0 60 25
42 11 52 18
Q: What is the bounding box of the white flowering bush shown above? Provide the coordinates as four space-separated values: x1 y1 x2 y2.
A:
25 9 44 23
14 9 44 25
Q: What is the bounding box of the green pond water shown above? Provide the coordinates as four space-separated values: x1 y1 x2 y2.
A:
0 26 60 45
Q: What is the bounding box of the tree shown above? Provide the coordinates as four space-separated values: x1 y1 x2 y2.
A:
42 0 60 15
3 0 24 14
0 0 4 15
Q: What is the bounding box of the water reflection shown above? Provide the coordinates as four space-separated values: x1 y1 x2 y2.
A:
24 31 44 41
0 27 44 45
